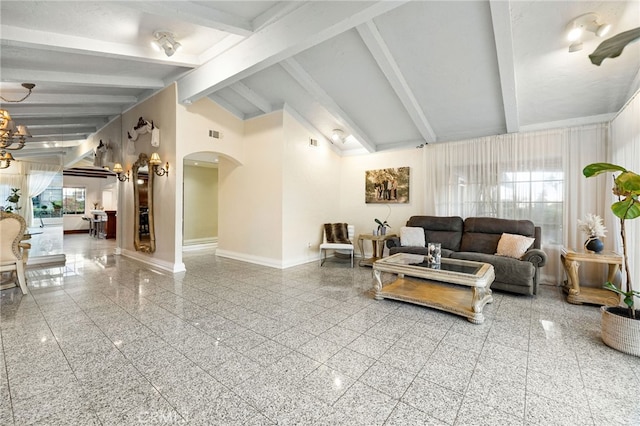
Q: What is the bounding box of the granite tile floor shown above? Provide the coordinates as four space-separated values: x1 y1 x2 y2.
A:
1 234 639 425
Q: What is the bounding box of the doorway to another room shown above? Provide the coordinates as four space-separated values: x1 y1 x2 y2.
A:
182 152 219 251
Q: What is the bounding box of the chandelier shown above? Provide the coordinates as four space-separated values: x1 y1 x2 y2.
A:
1 109 31 150
0 83 35 169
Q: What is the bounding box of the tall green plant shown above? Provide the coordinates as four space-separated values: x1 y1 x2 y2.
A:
583 163 640 319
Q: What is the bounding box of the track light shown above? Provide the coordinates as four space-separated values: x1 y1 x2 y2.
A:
566 13 611 53
152 31 182 57
569 41 584 53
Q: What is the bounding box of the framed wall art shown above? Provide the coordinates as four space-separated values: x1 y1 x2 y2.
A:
365 167 410 204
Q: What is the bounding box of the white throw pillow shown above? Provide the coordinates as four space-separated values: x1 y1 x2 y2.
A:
400 226 425 247
496 233 535 259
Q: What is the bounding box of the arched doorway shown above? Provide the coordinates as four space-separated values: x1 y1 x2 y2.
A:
182 152 219 249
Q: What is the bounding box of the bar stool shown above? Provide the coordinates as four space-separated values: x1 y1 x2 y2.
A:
82 216 93 236
95 218 106 238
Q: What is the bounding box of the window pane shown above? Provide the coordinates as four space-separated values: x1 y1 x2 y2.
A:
63 187 86 215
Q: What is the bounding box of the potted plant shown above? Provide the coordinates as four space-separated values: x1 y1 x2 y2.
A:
583 162 640 356
577 213 607 253
3 188 21 213
374 218 390 236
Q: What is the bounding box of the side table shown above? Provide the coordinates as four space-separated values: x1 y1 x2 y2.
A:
561 248 622 306
358 233 396 267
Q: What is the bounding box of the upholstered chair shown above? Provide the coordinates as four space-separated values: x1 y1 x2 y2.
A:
0 211 29 294
320 223 355 267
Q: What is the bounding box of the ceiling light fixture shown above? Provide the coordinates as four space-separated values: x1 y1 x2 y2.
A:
0 151 15 169
331 129 345 144
151 31 182 57
0 83 36 103
0 109 32 154
566 13 611 52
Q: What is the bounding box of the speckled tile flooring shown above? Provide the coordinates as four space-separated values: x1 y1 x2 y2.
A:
1 235 639 425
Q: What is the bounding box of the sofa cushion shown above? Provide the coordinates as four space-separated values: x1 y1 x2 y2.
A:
460 217 535 254
450 251 535 287
406 216 464 251
400 226 425 247
496 233 535 259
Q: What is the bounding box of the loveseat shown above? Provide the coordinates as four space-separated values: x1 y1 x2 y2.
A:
386 216 547 295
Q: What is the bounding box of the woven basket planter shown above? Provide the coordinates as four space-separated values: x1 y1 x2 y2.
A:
601 306 640 357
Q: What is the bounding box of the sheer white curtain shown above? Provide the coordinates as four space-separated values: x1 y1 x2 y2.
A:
610 90 640 303
23 163 62 227
424 123 608 285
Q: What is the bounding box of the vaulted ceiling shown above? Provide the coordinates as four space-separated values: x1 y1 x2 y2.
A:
1 1 639 161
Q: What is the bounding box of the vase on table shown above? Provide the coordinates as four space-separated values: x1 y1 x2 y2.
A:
584 236 604 253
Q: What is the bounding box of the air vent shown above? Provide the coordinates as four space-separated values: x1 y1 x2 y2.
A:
209 130 220 139
309 138 318 147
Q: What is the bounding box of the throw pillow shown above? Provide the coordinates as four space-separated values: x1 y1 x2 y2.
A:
496 233 535 259
324 223 351 244
400 226 426 247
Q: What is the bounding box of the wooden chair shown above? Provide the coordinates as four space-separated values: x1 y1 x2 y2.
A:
0 211 28 294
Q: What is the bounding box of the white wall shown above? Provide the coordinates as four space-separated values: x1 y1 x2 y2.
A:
89 85 179 271
183 165 218 244
282 110 342 266
610 91 640 303
217 111 284 266
339 148 426 257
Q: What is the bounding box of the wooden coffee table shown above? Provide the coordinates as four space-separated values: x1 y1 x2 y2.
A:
373 253 495 324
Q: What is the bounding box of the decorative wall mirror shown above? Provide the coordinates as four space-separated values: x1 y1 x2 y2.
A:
132 153 156 253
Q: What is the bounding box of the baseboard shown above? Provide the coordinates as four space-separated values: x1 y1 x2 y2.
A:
215 250 359 269
26 254 66 269
119 249 186 273
182 242 218 252
215 249 283 269
63 229 89 235
184 237 217 246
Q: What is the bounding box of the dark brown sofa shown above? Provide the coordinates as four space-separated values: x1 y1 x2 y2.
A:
386 216 547 295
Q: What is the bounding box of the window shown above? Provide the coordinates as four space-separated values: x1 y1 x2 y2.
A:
441 161 563 245
32 185 85 216
33 187 63 218
63 187 86 215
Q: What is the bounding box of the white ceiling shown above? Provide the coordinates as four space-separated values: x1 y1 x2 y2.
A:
1 1 639 160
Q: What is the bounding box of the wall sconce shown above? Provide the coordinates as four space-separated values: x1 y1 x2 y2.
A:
0 151 15 169
149 153 169 177
112 163 129 182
